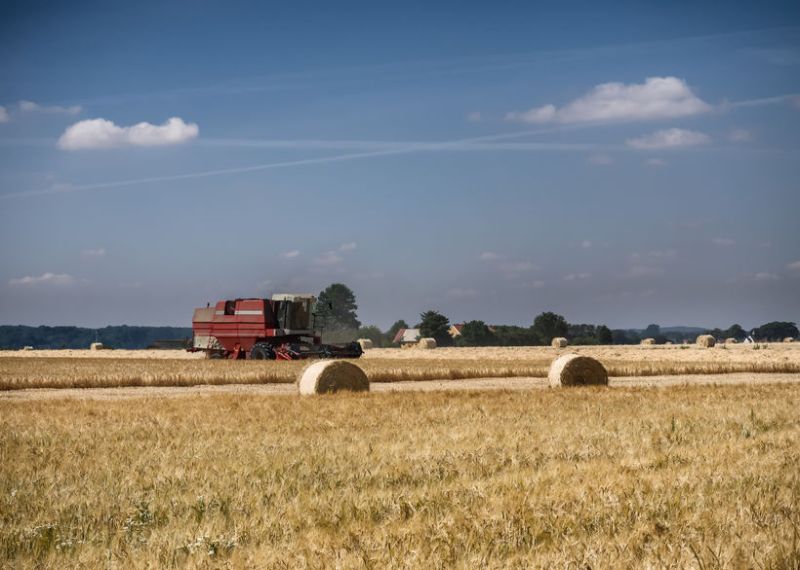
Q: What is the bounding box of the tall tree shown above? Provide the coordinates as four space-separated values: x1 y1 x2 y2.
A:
419 310 452 346
532 312 568 344
386 319 409 344
456 320 497 347
317 283 361 330
597 325 613 345
755 321 798 341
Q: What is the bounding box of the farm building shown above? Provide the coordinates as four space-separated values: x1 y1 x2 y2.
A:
392 328 421 346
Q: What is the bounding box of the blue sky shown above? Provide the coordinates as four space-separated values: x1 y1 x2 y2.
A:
1 0 799 329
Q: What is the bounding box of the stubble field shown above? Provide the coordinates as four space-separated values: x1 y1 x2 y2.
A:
1 343 799 391
2 344 799 568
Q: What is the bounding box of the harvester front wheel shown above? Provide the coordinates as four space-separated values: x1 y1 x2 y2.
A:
250 342 276 360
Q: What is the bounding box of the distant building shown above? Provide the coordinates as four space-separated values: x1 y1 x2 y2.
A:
392 328 421 346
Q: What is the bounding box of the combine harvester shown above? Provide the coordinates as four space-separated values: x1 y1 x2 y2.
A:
189 294 362 360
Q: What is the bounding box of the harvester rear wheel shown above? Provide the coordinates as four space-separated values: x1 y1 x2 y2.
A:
250 342 276 360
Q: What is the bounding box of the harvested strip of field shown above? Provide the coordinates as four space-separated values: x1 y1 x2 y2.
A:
1 384 798 567
2 373 800 402
3 356 800 391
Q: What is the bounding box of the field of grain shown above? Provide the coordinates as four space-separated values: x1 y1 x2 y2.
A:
1 385 798 568
1 343 799 391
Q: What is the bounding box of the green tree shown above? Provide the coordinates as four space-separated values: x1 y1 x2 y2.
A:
532 312 568 344
755 321 798 341
724 324 746 340
386 319 409 344
597 325 613 344
643 324 661 338
356 325 384 347
419 310 452 346
456 320 497 347
317 283 361 331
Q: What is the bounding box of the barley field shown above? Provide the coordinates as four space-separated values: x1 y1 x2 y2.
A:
1 385 798 568
2 343 799 391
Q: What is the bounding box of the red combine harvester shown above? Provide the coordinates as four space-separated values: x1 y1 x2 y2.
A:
189 293 362 360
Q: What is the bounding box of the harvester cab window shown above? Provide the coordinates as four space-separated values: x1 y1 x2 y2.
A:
224 300 236 315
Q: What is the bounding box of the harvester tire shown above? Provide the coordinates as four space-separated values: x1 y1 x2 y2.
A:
250 342 276 360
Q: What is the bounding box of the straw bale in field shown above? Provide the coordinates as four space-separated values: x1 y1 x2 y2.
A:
551 337 568 348
785 337 796 343
297 360 369 395
725 338 739 344
90 342 105 351
696 335 716 348
357 338 374 350
548 353 608 387
641 338 655 346
417 338 437 349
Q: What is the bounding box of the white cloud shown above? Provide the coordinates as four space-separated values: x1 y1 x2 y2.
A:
0 105 8 123
501 261 537 273
338 242 357 252
446 288 478 300
81 248 106 258
19 100 82 115
479 251 499 261
506 76 711 125
786 260 800 271
563 272 591 281
580 240 592 248
57 117 199 150
626 128 710 150
588 153 613 165
466 111 482 123
313 251 343 266
754 272 779 281
645 157 666 166
281 250 300 259
712 238 735 247
9 272 76 287
729 128 751 142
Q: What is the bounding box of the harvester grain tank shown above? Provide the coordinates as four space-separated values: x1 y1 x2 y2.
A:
189 293 362 360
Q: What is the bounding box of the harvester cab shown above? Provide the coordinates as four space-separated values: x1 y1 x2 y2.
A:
190 293 362 361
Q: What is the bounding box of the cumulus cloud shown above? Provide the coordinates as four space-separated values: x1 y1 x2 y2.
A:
313 251 343 266
754 272 779 281
19 100 82 115
588 153 613 165
626 128 710 149
0 105 8 123
281 250 300 259
9 272 76 287
729 128 752 142
338 242 357 252
81 248 106 258
564 272 591 281
446 288 478 300
57 117 199 150
506 76 711 125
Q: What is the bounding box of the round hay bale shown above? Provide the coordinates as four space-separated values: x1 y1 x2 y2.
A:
90 342 104 351
551 337 568 348
356 338 374 350
725 337 738 344
785 337 796 343
641 338 655 346
548 354 608 387
665 341 673 346
297 360 369 395
696 334 716 348
417 338 437 349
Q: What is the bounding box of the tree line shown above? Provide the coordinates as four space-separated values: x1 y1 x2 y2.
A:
315 283 799 347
